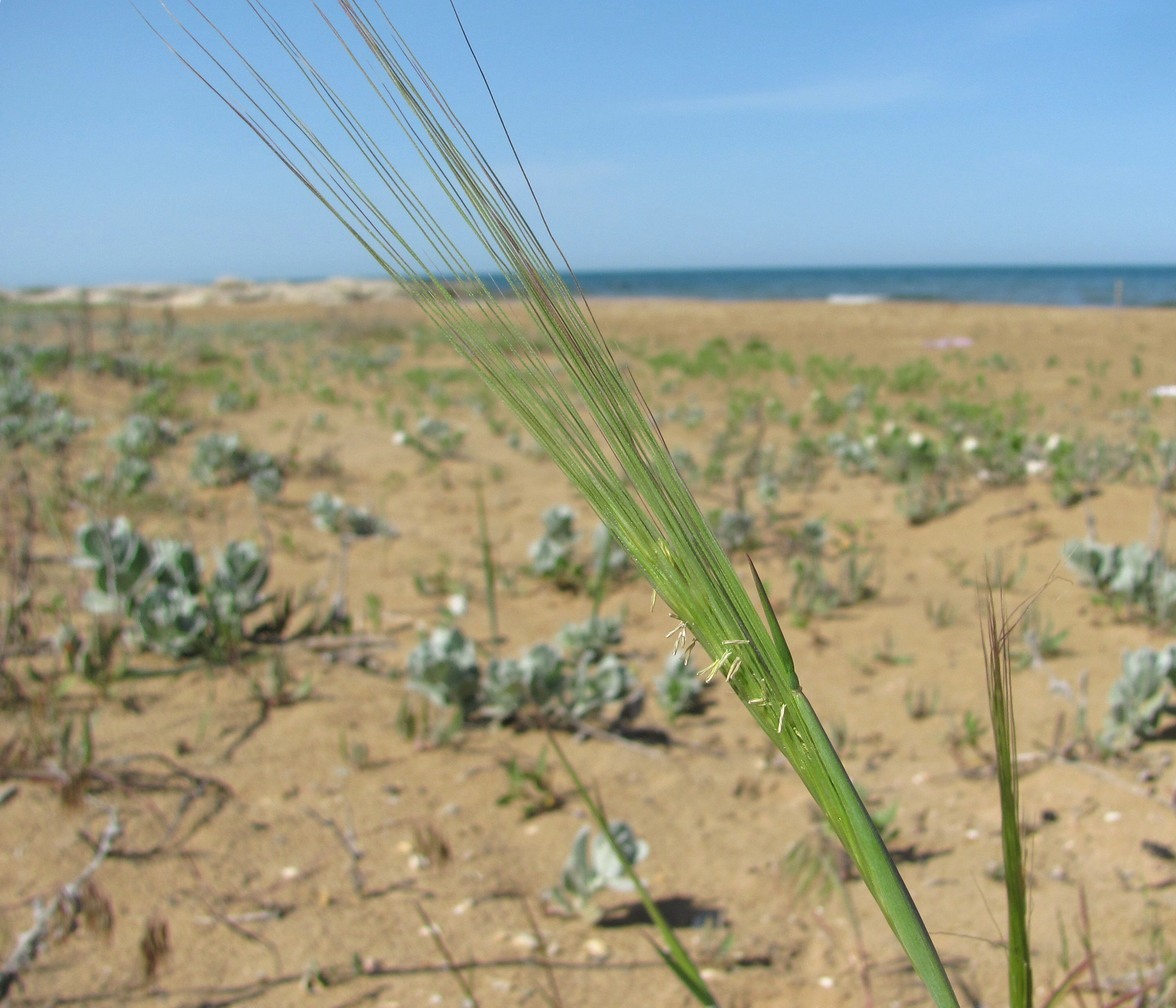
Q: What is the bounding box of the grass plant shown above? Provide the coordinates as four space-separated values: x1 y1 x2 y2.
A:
981 584 1032 1008
154 2 981 1001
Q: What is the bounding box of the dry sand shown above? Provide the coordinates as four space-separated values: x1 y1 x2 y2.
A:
1 286 1174 1006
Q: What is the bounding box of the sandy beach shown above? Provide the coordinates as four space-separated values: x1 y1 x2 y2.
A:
1 282 1174 1006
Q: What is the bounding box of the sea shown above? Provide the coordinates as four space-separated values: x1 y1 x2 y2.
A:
554 265 1176 309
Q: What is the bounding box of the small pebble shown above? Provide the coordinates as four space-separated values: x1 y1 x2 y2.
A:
583 938 609 962
510 932 539 952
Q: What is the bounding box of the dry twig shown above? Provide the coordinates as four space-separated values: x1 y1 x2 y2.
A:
0 806 121 1001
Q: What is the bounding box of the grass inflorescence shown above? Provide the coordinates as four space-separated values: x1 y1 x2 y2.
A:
151 2 964 1001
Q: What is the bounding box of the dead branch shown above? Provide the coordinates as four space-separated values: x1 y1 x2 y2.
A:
0 806 121 1001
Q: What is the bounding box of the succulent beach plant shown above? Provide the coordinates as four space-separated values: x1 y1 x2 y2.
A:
191 431 283 500
1101 645 1176 751
547 821 650 923
75 517 270 659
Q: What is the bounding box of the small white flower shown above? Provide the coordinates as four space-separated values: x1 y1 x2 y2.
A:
1045 433 1062 454
1025 459 1047 477
907 431 925 448
961 436 980 454
863 434 877 449
392 430 407 446
445 593 468 617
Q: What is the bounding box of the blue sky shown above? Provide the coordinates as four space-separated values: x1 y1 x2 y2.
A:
2 1 1174 287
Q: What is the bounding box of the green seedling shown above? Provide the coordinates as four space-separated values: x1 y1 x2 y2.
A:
1015 607 1069 668
925 597 958 628
252 653 313 709
904 685 939 720
211 382 258 414
496 748 561 819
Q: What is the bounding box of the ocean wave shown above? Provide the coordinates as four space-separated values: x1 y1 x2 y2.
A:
826 293 885 305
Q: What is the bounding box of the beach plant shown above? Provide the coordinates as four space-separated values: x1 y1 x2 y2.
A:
75 517 271 661
481 616 638 730
211 382 258 414
162 6 963 1001
109 413 180 460
528 504 579 585
309 491 397 625
528 506 629 592
75 517 154 618
786 518 878 624
496 748 561 819
392 414 464 461
98 414 183 498
546 820 649 923
1065 537 1176 626
0 366 90 455
1 365 90 641
190 431 283 500
308 491 395 539
78 415 182 499
1100 645 1176 751
404 624 481 731
655 652 705 721
1015 606 1069 668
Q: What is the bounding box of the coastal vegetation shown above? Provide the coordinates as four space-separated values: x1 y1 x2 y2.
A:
1 4 1174 1004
